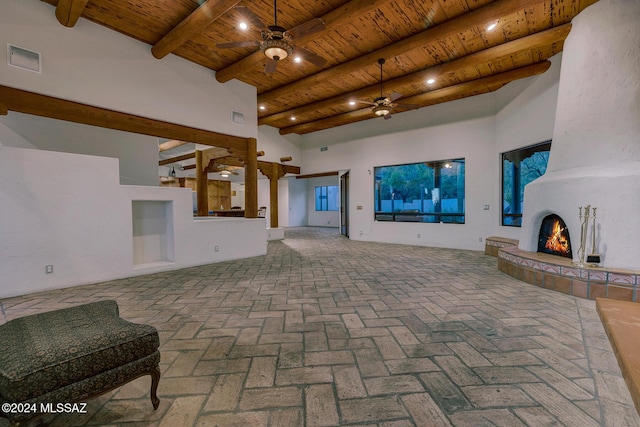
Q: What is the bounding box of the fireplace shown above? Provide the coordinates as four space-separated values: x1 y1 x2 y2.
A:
517 0 640 271
537 214 572 259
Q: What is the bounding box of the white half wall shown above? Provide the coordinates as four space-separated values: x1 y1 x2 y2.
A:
0 147 267 298
1 112 159 186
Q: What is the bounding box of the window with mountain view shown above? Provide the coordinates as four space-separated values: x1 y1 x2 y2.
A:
373 159 465 224
502 141 551 226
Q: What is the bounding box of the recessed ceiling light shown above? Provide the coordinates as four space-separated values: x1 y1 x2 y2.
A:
294 56 302 63
259 105 266 110
427 78 435 85
238 22 248 30
291 117 296 121
349 101 356 106
486 21 498 31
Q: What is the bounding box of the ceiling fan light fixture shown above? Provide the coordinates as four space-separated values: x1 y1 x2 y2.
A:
260 27 293 61
373 105 391 117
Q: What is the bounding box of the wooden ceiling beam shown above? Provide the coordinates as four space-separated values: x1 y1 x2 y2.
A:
257 0 541 105
280 61 551 135
152 0 241 59
259 24 570 126
55 0 89 27
176 155 300 175
159 139 188 152
215 0 396 83
159 153 195 166
296 171 339 179
0 85 248 153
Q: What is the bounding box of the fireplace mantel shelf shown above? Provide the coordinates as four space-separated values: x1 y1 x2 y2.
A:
496 245 639 302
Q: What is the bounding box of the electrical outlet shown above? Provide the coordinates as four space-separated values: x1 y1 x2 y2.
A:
478 237 483 242
214 245 219 252
483 205 490 210
417 233 421 238
45 265 53 274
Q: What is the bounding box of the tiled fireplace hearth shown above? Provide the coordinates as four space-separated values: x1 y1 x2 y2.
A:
497 245 640 302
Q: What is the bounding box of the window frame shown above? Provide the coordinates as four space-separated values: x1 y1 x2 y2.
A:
314 185 339 211
373 158 466 224
501 141 552 227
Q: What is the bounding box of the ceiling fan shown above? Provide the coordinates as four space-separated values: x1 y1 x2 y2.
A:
216 0 327 74
358 59 417 120
215 165 240 177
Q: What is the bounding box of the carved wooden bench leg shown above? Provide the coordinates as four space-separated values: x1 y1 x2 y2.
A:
150 367 161 409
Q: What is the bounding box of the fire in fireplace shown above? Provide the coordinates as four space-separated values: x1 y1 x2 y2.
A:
538 214 573 259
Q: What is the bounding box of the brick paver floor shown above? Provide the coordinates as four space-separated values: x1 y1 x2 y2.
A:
1 227 638 426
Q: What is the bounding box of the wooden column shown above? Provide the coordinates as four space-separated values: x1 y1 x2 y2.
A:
270 162 280 228
244 138 258 218
195 150 208 216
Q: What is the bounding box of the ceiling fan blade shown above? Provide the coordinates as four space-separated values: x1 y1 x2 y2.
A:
264 57 278 74
216 40 259 49
389 91 403 102
234 6 267 30
292 47 327 68
287 18 325 38
384 112 393 120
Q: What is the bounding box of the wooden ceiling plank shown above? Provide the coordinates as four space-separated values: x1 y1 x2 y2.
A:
152 0 241 59
215 0 397 83
257 0 542 105
280 60 551 134
0 85 248 154
55 0 90 27
260 24 570 126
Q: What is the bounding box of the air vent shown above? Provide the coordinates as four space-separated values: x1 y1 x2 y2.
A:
232 111 244 125
8 44 41 73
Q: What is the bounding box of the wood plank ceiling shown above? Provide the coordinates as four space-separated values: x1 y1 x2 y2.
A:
43 0 597 135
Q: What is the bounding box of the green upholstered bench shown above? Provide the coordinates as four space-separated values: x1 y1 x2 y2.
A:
0 300 160 426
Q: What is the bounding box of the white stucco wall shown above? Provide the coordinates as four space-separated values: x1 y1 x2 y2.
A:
298 114 497 250
1 113 160 186
0 146 267 298
520 0 640 269
0 0 257 187
546 0 640 172
306 176 341 228
493 54 562 240
0 0 257 138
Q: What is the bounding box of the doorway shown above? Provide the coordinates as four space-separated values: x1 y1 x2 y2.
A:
340 171 350 237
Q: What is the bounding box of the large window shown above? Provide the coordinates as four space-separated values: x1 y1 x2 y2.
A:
373 159 465 224
315 186 339 211
502 141 551 226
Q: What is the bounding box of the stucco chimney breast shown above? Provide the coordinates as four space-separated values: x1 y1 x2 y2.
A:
519 0 640 270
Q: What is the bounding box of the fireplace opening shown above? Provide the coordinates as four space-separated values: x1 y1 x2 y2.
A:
538 214 573 258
